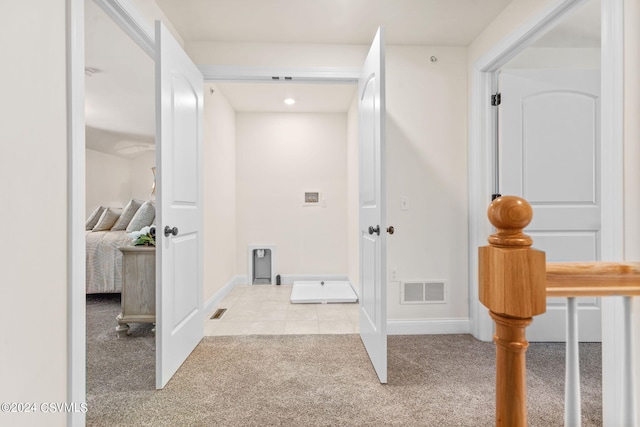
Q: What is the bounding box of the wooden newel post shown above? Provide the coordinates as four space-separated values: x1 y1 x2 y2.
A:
479 196 547 427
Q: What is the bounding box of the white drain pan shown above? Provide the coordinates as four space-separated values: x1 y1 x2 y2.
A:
290 281 358 304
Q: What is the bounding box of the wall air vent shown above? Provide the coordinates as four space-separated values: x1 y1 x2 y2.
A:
401 281 446 304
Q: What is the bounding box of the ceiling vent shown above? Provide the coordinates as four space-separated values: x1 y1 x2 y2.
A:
401 281 446 304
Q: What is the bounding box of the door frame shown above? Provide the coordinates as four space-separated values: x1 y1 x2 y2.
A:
68 1 156 426
67 0 86 426
467 0 625 423
468 0 623 340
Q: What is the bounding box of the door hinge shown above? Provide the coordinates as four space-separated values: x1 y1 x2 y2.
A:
491 92 501 106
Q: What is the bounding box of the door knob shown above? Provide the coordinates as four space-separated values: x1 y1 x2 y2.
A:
368 225 380 236
164 226 178 237
387 226 395 235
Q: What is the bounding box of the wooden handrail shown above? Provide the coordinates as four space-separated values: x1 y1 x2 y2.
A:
480 196 638 426
546 262 640 297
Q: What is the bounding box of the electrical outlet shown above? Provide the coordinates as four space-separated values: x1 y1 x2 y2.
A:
390 269 398 281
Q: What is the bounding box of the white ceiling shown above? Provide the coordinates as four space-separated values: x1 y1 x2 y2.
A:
215 82 357 113
85 0 155 156
155 0 514 46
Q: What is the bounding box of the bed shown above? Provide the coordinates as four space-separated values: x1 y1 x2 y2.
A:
86 230 131 293
85 199 155 294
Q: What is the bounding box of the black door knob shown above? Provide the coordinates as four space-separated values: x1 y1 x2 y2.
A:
164 226 179 237
368 225 380 236
387 226 395 235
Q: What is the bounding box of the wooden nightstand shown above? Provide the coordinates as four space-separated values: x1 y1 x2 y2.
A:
116 246 156 338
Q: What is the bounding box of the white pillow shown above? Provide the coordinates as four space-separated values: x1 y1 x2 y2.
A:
85 206 105 230
111 199 143 231
92 207 122 232
126 200 155 232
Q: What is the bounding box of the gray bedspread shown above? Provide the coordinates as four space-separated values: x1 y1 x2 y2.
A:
86 230 132 293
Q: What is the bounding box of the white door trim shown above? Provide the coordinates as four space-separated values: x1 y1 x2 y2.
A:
599 0 627 424
468 0 624 339
599 0 625 262
67 0 86 425
199 64 360 83
93 0 155 58
69 0 154 425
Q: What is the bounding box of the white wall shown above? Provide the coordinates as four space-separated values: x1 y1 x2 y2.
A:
0 1 68 425
187 41 366 68
85 149 155 216
203 84 237 299
130 151 156 201
346 95 360 291
131 0 184 47
86 149 132 212
236 113 348 278
385 46 469 320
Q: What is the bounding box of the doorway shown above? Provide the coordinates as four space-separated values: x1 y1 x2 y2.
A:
203 80 361 336
221 81 359 286
468 0 623 343
84 0 206 397
84 0 157 395
156 37 387 383
497 0 603 342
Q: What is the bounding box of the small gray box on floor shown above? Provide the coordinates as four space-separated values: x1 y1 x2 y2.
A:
253 249 271 284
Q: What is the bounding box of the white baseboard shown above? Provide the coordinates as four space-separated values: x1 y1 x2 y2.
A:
348 276 359 298
204 275 245 318
387 319 471 335
236 274 350 286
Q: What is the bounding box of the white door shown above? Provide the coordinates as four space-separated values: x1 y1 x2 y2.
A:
359 27 387 383
500 69 601 342
155 21 204 388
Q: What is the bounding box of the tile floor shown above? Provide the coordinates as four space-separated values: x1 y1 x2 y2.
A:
204 284 360 336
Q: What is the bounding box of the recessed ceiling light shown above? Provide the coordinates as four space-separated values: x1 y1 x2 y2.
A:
284 98 296 105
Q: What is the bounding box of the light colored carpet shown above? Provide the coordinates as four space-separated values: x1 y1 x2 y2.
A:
87 295 602 426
